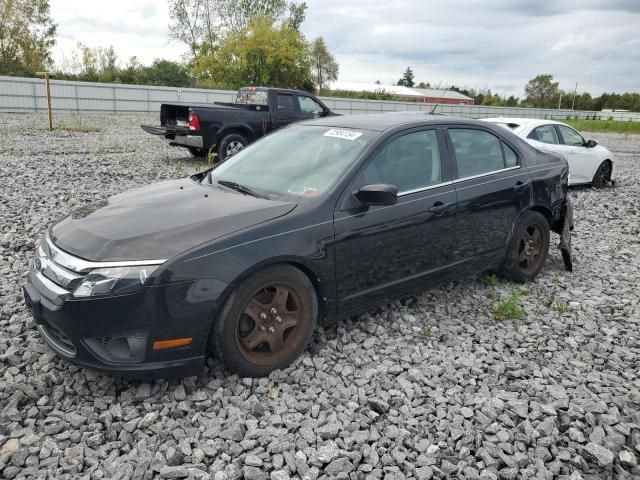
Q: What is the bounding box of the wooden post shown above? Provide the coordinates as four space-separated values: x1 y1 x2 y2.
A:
36 72 53 130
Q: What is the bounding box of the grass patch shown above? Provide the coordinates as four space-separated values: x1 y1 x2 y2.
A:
563 118 640 134
491 289 526 321
419 326 432 337
554 301 573 314
483 273 499 287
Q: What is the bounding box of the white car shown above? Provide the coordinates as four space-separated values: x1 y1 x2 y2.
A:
483 118 615 187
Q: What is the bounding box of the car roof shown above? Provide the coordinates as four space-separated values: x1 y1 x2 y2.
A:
300 112 499 132
483 117 566 129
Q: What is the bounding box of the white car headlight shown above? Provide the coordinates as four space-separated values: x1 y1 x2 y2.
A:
73 266 159 298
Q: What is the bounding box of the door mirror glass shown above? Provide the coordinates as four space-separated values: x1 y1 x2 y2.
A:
355 184 398 206
586 139 598 148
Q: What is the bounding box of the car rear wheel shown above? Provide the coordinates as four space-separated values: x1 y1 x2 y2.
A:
210 265 317 377
592 161 611 188
218 133 248 162
500 211 550 283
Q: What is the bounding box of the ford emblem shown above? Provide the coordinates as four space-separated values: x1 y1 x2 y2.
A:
34 257 43 271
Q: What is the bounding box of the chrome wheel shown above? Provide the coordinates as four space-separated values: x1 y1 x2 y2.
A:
226 141 244 157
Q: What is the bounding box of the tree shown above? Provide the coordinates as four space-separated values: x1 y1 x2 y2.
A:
193 15 311 89
143 59 195 86
310 37 338 91
416 81 430 89
168 0 306 59
168 0 216 59
396 67 414 87
524 74 560 108
0 0 57 75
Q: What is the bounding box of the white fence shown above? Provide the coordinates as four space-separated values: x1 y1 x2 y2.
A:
2 75 640 121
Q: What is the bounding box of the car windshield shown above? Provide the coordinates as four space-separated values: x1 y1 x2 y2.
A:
208 125 377 198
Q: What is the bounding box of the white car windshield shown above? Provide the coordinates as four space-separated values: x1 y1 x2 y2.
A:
209 125 376 198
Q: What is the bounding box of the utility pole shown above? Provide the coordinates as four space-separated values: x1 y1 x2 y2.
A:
36 72 54 130
571 82 578 111
558 93 562 109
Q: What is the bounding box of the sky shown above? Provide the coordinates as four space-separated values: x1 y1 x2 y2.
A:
50 0 640 97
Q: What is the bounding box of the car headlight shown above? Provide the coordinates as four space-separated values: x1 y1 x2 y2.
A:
73 266 159 298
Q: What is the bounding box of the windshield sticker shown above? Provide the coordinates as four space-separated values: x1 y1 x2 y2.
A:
324 129 363 141
288 185 318 197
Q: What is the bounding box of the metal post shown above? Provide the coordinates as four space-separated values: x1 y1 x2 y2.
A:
558 93 562 110
571 82 577 111
36 72 53 130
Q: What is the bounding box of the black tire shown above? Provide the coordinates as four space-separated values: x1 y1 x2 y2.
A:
210 265 317 377
218 133 248 162
188 147 206 158
592 161 611 188
500 211 550 283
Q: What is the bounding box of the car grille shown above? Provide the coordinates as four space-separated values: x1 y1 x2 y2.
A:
35 235 87 292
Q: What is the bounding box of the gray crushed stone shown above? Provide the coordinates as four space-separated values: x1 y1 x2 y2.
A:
0 113 639 479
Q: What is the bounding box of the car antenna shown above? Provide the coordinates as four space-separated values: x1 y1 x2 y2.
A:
430 88 449 114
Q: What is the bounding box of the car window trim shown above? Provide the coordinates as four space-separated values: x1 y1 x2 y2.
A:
452 165 521 184
398 180 454 197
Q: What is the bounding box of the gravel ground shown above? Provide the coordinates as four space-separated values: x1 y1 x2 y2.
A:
1 113 639 480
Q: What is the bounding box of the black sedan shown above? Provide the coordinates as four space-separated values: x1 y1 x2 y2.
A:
24 113 573 378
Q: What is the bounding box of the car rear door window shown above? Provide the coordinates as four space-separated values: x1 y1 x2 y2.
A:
449 129 507 178
359 130 442 193
557 125 585 146
504 143 518 167
277 94 295 111
530 125 559 144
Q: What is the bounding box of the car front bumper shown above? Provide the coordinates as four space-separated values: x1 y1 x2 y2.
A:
23 268 228 378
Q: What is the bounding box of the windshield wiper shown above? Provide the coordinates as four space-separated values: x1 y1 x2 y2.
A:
217 180 268 199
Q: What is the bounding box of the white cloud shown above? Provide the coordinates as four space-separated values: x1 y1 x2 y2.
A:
49 0 640 96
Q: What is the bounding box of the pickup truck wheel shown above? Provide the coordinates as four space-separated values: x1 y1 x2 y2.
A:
210 265 317 377
500 211 550 283
218 133 248 162
592 161 611 188
188 147 206 158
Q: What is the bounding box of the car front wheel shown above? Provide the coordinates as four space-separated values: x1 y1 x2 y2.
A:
210 265 317 377
500 210 550 283
592 161 612 188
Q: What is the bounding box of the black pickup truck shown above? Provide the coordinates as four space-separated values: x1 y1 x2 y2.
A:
141 87 334 161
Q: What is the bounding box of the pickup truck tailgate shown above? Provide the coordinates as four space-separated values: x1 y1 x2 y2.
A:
140 125 190 136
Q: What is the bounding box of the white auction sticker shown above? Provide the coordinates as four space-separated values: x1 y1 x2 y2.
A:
324 129 363 141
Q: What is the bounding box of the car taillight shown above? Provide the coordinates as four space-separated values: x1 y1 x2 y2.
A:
188 113 200 131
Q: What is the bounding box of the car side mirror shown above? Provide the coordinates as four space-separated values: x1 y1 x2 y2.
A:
586 139 597 148
354 184 398 206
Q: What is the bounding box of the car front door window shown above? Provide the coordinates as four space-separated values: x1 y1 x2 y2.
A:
298 96 325 118
358 130 442 193
557 125 585 146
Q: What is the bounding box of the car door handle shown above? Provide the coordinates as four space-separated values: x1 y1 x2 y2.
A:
514 181 531 191
428 201 452 215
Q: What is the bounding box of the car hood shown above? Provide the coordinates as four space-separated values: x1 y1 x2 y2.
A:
50 178 296 262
